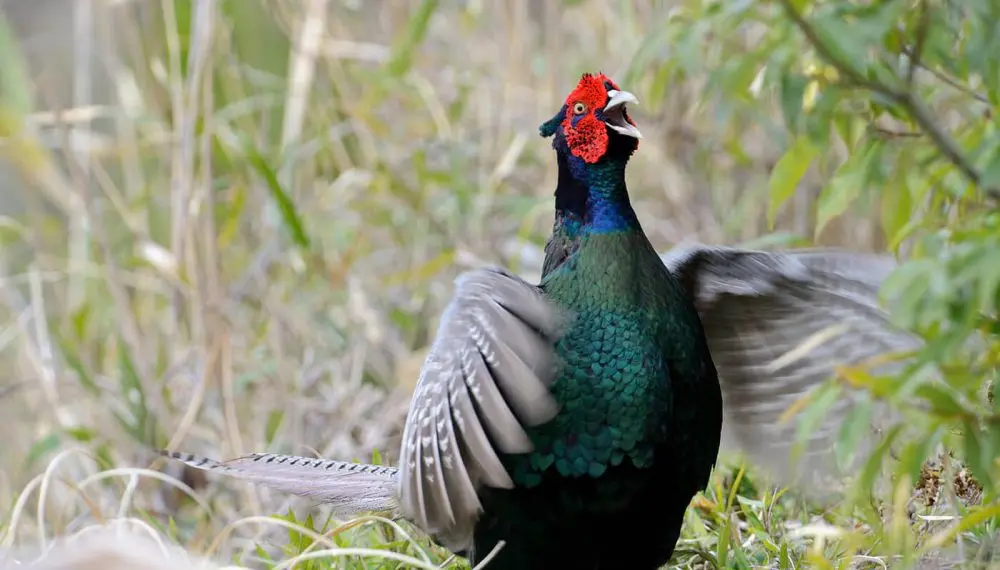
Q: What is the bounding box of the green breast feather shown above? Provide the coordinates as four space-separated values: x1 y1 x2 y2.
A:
505 231 705 488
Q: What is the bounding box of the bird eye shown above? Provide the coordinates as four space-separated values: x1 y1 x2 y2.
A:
573 102 586 115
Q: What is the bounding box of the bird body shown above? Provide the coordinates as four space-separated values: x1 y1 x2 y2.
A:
474 231 722 567
467 128 723 565
160 72 919 569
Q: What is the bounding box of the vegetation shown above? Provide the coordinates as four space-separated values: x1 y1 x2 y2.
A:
0 0 997 568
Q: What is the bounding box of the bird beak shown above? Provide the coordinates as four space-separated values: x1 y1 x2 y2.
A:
603 89 642 139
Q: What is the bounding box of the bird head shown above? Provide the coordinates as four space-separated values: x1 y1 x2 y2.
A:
539 72 642 164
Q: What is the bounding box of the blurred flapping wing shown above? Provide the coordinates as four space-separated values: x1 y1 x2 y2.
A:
661 244 920 491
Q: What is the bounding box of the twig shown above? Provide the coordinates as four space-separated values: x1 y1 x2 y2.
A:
910 58 991 104
906 0 929 86
777 0 998 200
870 126 923 139
898 94 995 196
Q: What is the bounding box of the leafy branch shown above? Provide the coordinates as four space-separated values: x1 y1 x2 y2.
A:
904 54 991 105
777 0 999 201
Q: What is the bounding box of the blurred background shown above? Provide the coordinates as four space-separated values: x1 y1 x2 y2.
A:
0 0 995 568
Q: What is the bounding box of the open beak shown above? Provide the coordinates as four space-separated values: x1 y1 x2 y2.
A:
603 89 642 139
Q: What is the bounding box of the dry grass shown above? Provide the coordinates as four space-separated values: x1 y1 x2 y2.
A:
0 0 897 567
1 520 225 570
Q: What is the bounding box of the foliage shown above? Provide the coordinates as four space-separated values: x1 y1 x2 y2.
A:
0 0 998 568
632 0 1000 566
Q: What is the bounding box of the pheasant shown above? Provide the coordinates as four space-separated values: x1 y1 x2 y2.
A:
161 73 917 568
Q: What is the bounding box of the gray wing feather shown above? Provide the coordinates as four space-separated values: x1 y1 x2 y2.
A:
398 266 567 551
661 244 919 492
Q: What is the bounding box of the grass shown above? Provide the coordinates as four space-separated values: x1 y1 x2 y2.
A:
0 0 992 568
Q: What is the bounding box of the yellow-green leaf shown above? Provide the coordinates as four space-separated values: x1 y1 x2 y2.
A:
815 140 881 236
768 137 819 228
882 154 914 246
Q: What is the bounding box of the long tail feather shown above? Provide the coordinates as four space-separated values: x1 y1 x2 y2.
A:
159 450 400 515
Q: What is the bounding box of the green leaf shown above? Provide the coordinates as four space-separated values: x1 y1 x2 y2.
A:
786 0 812 11
767 136 819 228
25 432 61 468
265 410 284 446
778 71 807 131
915 384 966 417
980 142 1000 192
70 304 91 343
898 424 942 484
253 544 272 564
853 424 902 506
385 0 439 78
809 0 907 85
792 381 842 463
779 543 791 569
65 427 97 443
56 333 100 396
976 249 1000 315
809 15 872 79
963 419 992 487
832 114 865 151
882 153 914 245
835 395 873 469
244 142 311 251
815 139 882 236
716 502 732 566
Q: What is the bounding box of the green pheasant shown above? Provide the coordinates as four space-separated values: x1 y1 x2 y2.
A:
161 73 918 569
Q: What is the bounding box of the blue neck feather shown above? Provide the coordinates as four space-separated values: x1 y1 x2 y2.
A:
555 148 638 236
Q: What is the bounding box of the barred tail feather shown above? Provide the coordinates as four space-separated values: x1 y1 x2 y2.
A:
159 450 401 515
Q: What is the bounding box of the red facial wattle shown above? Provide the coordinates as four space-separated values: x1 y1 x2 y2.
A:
559 73 642 164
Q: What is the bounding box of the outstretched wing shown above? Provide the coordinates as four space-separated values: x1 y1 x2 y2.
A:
397 266 569 551
661 244 920 491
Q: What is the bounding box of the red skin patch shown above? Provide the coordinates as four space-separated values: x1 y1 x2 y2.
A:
560 73 638 164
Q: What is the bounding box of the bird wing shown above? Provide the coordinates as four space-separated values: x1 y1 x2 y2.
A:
660 244 920 491
397 266 568 551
